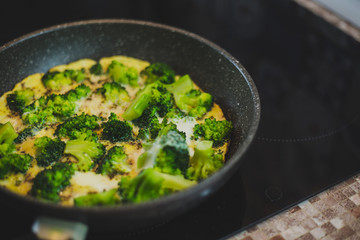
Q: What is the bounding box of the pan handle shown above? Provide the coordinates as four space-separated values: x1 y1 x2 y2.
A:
31 217 88 240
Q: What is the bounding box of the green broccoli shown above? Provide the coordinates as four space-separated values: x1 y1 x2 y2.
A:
42 69 86 90
21 85 91 127
64 135 105 172
137 129 189 175
97 82 130 105
64 69 86 83
34 136 65 167
136 117 184 142
166 74 193 94
148 83 174 117
22 93 76 126
6 89 34 113
141 62 175 84
14 127 38 144
186 141 224 181
41 71 72 90
119 168 196 203
156 119 186 139
90 63 103 76
193 118 233 147
65 84 91 101
179 89 213 118
55 113 101 141
107 60 138 87
97 146 130 176
134 108 161 141
30 162 75 202
46 94 77 118
21 96 54 126
132 107 158 129
0 153 33 179
101 113 133 143
166 74 213 118
122 82 174 121
0 122 18 156
74 189 120 206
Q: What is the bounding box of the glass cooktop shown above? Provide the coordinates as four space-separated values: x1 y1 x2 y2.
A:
1 0 360 239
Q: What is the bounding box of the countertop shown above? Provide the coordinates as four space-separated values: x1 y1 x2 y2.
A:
229 173 360 240
228 1 360 239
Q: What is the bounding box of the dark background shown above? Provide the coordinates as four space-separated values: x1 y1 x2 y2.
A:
1 0 360 239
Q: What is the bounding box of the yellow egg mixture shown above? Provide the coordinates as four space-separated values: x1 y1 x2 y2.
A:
0 56 228 205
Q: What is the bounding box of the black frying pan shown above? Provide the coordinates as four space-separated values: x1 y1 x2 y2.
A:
0 19 260 235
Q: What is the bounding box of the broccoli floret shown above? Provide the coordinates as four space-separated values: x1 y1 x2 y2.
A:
164 107 186 119
132 107 158 129
137 128 151 141
119 168 196 203
180 89 213 118
136 117 184 142
65 84 91 101
107 60 138 87
0 153 33 179
74 189 120 206
97 146 130 176
64 69 86 83
14 127 38 144
42 71 72 90
90 63 103 76
186 141 224 181
46 94 77 118
167 74 213 118
34 136 65 167
101 113 133 143
21 85 91 127
157 119 186 139
193 118 233 147
154 129 189 175
64 135 105 172
6 89 34 113
42 69 86 90
21 96 53 126
55 113 101 141
141 63 175 84
123 82 174 121
97 82 130 105
148 83 174 117
30 162 75 202
0 122 18 156
133 107 164 141
137 129 189 175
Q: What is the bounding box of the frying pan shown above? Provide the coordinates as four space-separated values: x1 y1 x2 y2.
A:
0 19 260 235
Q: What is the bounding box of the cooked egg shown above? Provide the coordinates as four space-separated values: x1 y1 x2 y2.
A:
0 56 229 205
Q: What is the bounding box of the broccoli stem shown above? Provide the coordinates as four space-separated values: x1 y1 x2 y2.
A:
0 122 18 145
74 189 120 206
159 171 197 190
193 140 214 158
166 74 194 95
166 75 196 113
122 87 152 120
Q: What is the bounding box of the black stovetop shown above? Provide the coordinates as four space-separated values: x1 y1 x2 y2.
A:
2 0 360 239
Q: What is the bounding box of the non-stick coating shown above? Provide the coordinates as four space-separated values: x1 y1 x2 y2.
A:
0 19 260 233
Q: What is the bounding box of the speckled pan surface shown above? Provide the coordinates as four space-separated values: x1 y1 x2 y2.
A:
0 19 260 232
